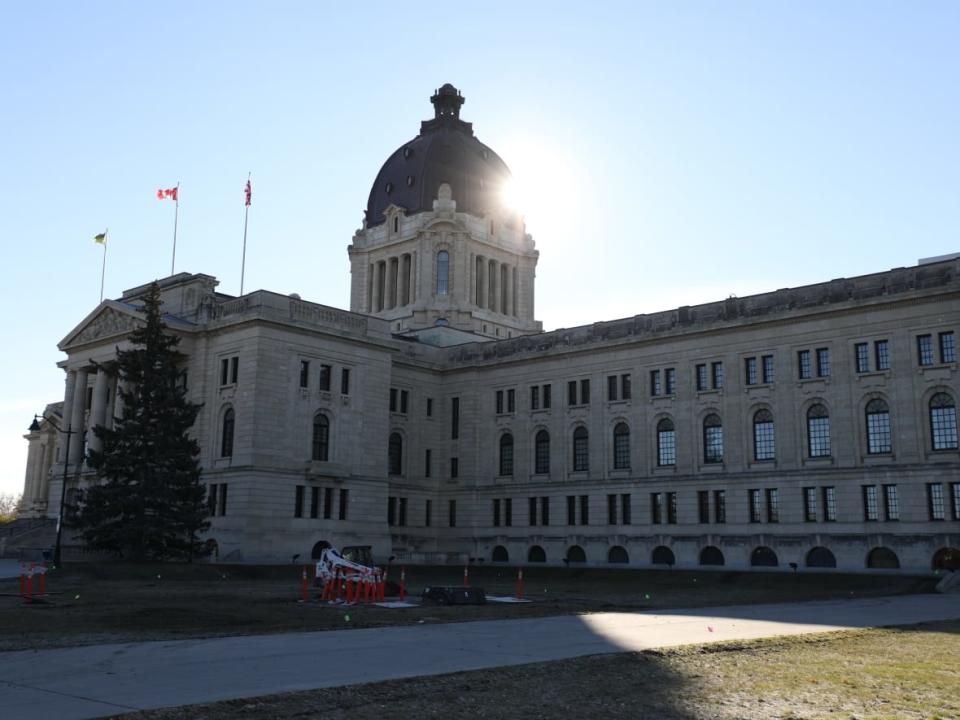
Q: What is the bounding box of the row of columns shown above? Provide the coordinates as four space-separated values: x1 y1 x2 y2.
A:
59 366 127 466
474 256 518 317
369 252 417 313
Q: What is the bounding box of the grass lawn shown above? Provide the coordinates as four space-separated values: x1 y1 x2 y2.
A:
108 620 960 720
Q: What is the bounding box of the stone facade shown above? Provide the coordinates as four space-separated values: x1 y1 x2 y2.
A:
21 87 960 573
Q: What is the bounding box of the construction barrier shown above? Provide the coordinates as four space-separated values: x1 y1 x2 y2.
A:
516 567 525 600
463 566 470 588
19 563 48 600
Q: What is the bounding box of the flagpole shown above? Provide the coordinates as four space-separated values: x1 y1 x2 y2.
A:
99 228 108 303
170 181 180 276
240 172 250 295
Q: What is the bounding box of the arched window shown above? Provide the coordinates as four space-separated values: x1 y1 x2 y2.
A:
807 404 831 457
566 545 586 563
572 426 589 472
221 407 235 458
699 546 725 566
865 398 892 454
651 546 675 566
703 414 723 463
499 433 514 476
388 432 403 476
492 545 509 563
534 430 550 474
753 409 775 461
930 393 958 450
750 546 778 567
311 540 332 560
436 250 449 296
613 422 630 469
866 547 900 569
932 547 960 571
608 546 629 564
806 546 836 568
656 418 676 466
312 413 329 461
528 545 546 563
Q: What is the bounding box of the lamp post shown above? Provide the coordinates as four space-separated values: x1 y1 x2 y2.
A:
31 414 77 567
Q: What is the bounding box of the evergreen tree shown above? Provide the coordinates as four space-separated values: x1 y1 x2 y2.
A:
73 282 209 560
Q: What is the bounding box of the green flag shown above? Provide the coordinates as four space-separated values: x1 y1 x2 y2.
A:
94 231 107 245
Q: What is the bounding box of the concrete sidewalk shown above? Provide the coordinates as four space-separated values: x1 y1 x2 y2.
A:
1 594 957 719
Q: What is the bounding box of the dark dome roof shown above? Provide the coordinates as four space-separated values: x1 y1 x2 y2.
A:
366 85 512 227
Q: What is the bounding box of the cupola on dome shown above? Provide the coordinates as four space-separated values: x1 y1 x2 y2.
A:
365 84 512 227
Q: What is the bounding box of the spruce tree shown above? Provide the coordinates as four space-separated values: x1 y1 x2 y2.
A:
73 282 209 560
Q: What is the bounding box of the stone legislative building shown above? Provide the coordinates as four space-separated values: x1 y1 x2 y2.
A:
20 85 960 573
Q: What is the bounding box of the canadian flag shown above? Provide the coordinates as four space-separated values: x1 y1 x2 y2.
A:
157 187 178 201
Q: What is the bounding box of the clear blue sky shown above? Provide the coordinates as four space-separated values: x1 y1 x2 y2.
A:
2 2 958 495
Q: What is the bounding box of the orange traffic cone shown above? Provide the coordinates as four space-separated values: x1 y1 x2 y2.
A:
400 566 406 601
516 568 525 600
463 566 469 588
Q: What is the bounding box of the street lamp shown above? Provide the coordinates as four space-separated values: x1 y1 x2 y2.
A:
31 413 78 567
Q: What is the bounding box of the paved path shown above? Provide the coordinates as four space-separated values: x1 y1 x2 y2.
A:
1 594 957 719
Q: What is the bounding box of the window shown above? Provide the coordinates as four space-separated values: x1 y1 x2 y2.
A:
387 496 397 526
572 427 589 472
650 492 663 524
220 358 229 386
448 499 456 527
450 457 459 478
753 409 775 461
766 488 779 523
219 484 228 516
324 488 333 519
621 493 631 524
388 432 403 475
711 361 724 389
798 350 812 380
436 250 449 295
698 491 710 524
664 367 676 395
208 484 219 516
657 418 676 466
299 360 310 388
816 348 831 377
389 388 398 412
398 498 407 526
748 489 762 523
930 393 958 450
650 370 661 396
713 490 726 523
865 398 892 454
580 379 590 404
312 414 329 461
803 487 817 522
607 494 617 525
855 343 870 373
499 433 514 476
952 483 960 521
220 408 235 458
917 334 934 366
696 364 708 391
295 485 304 518
340 368 350 395
426 398 433 417
666 492 677 524
400 390 408 414
568 380 577 406
823 486 837 521
580 494 589 525
339 488 348 520
940 331 956 363
607 375 618 401
543 384 552 409
883 484 899 521
534 430 550 474
504 498 512 526
451 397 459 439
530 386 539 410
621 374 631 400
703 414 723 463
744 357 758 385
807 404 831 457
319 364 331 392
424 499 431 527
613 423 630 470
928 483 945 520
762 355 774 384
875 340 890 371
493 498 501 527
507 389 515 413
495 390 504 415
540 496 550 526
529 497 538 525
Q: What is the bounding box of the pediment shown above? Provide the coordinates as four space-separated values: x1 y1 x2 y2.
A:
58 301 144 351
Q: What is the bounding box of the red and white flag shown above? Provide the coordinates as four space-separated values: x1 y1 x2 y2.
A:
157 187 178 201
244 179 252 207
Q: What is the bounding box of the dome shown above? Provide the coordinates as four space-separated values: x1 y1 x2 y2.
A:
365 84 513 227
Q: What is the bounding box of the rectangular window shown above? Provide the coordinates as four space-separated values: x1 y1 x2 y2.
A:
621 493 631 525
451 397 459 439
579 495 589 525
696 363 708 391
220 358 229 386
426 398 433 416
650 369 661 396
310 487 319 519
855 343 870 373
387 496 396 526
400 390 408 414
608 494 617 525
803 487 817 522
340 368 350 395
621 374 631 400
529 497 538 526
749 489 762 523
580 379 590 404
714 490 726 523
507 389 515 413
540 497 550 526
651 492 663 524
798 350 812 380
951 483 960 521
495 390 504 414
219 484 228 516
940 331 956 363
530 385 540 410
493 498 501 527
338 488 348 520
398 498 407 527
319 364 331 392
862 485 878 521
208 484 218 516
299 360 310 388
543 384 551 409
762 355 774 384
698 491 709 524
450 457 459 478
230 356 239 384
448 499 457 527
766 488 779 523
607 375 618 402
928 483 945 520
875 340 890 371
389 388 398 413
712 361 724 389
504 498 512 527
823 486 836 522
745 357 758 385
425 449 432 478
567 495 576 526
295 485 304 518
918 334 934 366
568 380 577 406
424 499 431 527
666 492 677 524
665 367 676 395
816 347 831 377
323 487 332 519
883 484 899 521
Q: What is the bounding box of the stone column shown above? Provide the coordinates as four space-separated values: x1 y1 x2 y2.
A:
68 369 88 464
401 254 411 306
61 370 76 456
22 429 41 509
88 369 110 453
372 262 383 312
489 260 499 313
38 440 54 509
511 266 519 317
386 257 397 309
476 257 485 309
